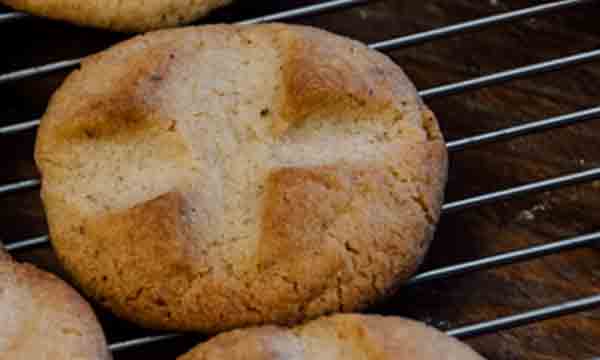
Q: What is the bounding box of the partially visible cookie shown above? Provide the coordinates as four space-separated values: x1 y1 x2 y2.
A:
0 250 111 359
178 314 485 359
0 0 232 32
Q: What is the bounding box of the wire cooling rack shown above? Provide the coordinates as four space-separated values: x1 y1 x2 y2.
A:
1 0 599 357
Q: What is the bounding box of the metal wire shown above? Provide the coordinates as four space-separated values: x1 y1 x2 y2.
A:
0 58 82 85
406 231 600 286
0 178 40 195
442 167 600 214
0 119 41 135
0 11 28 23
447 293 600 338
108 333 183 352
419 49 600 99
369 0 593 51
0 0 369 85
238 0 369 25
4 235 48 251
446 106 600 152
0 0 591 85
0 0 368 27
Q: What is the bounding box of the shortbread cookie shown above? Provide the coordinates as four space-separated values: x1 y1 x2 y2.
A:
35 24 448 332
0 0 232 32
0 247 111 359
179 314 484 359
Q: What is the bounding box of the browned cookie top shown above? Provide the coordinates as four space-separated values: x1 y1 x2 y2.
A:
0 257 111 359
0 0 232 32
36 23 447 332
178 314 484 359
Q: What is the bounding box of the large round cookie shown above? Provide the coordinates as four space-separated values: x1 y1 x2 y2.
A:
179 314 484 359
0 0 231 32
0 247 111 359
35 24 448 332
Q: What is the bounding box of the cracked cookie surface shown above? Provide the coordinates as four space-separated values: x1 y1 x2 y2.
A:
178 314 484 359
35 23 448 332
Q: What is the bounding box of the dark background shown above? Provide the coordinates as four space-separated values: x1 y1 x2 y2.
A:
1 0 599 358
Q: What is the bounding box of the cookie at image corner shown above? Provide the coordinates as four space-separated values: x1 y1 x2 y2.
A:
0 0 233 32
0 246 111 359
